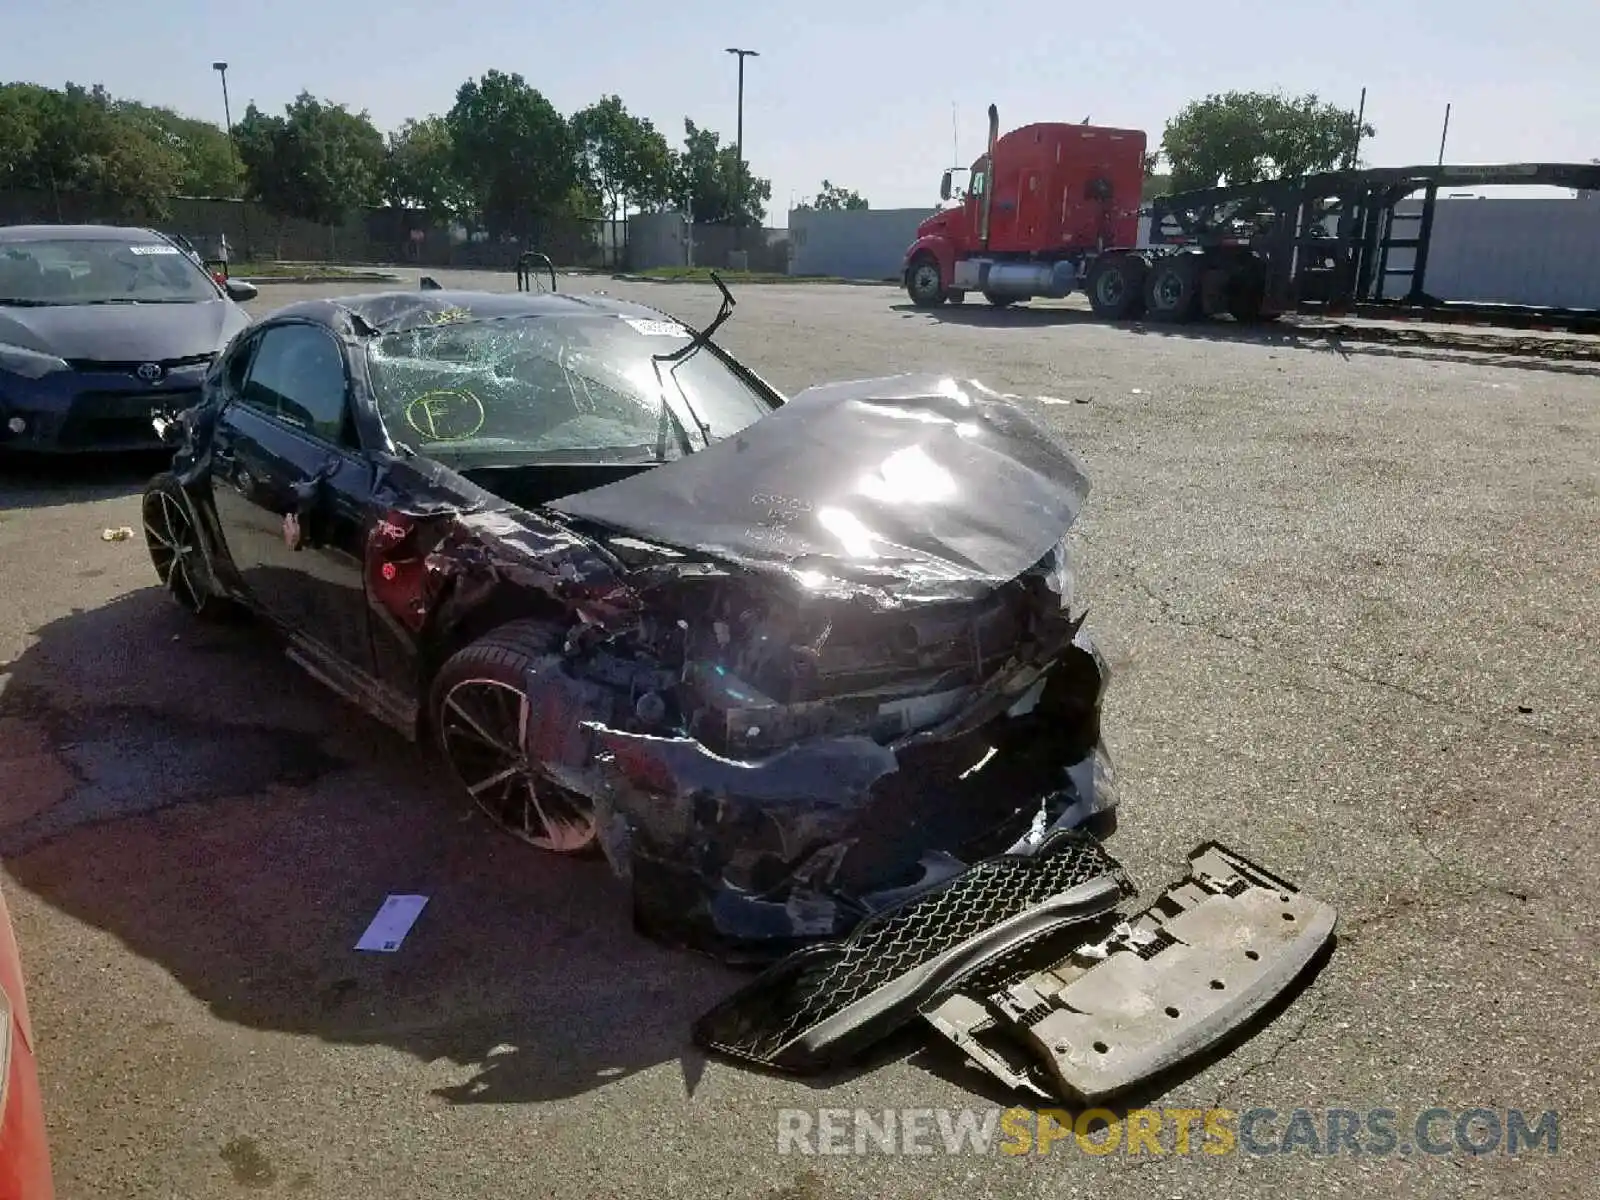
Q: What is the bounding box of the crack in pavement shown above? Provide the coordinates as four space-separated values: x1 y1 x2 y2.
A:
1206 990 1330 1107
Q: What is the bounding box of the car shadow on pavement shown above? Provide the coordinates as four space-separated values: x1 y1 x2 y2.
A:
0 449 169 512
889 302 1600 377
0 587 739 1106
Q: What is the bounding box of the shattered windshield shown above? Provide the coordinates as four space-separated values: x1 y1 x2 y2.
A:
364 313 777 464
0 238 220 305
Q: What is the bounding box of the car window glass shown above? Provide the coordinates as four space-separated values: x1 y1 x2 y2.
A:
0 237 219 304
223 336 256 393
364 314 775 464
241 325 352 445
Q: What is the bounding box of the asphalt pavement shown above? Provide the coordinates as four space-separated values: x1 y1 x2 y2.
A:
1 268 1595 1198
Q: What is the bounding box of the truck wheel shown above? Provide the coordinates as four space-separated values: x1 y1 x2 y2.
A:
1227 285 1265 323
1143 257 1202 323
906 254 947 307
1086 255 1146 319
984 292 1017 308
1226 266 1273 323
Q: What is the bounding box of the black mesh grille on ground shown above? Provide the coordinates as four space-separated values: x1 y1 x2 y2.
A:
694 832 1129 1069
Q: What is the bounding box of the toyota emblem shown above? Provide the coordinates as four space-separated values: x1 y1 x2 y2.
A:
137 362 164 383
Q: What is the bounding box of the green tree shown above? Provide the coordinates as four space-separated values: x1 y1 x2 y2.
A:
0 87 38 184
0 82 184 215
570 94 675 221
671 118 770 225
446 70 577 236
382 116 468 221
235 92 385 225
116 101 241 197
1161 91 1375 192
795 180 868 211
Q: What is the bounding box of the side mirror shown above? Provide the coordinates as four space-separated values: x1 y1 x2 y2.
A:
225 279 259 303
939 171 952 202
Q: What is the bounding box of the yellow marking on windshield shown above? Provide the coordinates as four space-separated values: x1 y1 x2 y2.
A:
404 389 485 441
427 306 473 325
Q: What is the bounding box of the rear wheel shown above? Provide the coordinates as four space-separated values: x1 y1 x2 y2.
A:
906 254 947 307
1226 263 1272 323
984 292 1017 308
1085 254 1147 319
1143 256 1202 323
142 473 227 619
429 619 598 854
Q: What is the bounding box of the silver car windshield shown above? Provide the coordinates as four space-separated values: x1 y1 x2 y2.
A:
364 313 777 464
0 238 221 305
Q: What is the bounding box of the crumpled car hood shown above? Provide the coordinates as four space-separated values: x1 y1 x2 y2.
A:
549 374 1090 602
0 298 248 361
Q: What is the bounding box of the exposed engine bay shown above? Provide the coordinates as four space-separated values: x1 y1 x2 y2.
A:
476 524 1113 960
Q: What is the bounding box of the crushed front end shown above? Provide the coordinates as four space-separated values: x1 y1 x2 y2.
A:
525 373 1120 961
580 551 1117 962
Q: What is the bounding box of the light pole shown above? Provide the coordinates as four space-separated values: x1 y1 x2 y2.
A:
725 48 758 225
212 61 248 261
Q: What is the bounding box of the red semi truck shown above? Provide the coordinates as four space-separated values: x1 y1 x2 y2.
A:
901 104 1273 322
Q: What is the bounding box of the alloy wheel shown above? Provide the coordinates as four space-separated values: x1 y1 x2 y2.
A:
438 677 597 853
142 488 208 613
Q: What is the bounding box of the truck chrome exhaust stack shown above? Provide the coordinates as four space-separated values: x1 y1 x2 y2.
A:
980 104 999 247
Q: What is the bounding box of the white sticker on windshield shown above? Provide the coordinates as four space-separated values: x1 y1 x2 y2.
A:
622 317 688 337
129 244 181 255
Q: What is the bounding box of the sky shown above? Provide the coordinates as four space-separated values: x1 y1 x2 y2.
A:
2 0 1596 225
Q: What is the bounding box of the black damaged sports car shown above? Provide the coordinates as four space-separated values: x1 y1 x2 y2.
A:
144 277 1341 1104
141 277 1119 958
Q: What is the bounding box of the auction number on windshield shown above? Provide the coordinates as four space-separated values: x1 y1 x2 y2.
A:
404 389 486 441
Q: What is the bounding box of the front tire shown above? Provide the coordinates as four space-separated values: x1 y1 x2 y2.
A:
429 619 599 854
142 472 227 619
906 254 947 307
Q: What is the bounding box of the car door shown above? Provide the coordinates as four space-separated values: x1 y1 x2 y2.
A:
208 320 378 678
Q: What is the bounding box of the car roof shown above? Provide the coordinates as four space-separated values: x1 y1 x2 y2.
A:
266 288 686 337
0 224 166 244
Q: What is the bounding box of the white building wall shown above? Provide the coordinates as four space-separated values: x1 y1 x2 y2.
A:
787 207 937 280
1390 198 1600 309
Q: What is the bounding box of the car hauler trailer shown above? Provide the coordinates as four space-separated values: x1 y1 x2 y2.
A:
901 106 1600 331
